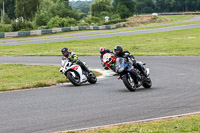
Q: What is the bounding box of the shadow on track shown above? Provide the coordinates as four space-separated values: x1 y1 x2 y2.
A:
115 87 157 93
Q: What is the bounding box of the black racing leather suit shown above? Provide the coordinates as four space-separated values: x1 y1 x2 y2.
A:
114 51 147 77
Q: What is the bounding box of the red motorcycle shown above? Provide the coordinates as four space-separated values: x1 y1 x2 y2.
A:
102 53 116 72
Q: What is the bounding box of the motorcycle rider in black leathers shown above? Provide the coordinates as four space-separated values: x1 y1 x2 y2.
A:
114 45 148 78
60 47 92 76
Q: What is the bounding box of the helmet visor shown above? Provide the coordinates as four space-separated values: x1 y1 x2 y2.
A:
63 51 69 56
115 50 120 54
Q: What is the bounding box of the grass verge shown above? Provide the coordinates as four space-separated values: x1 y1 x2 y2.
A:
0 64 101 91
109 20 200 33
66 114 200 133
1 28 200 56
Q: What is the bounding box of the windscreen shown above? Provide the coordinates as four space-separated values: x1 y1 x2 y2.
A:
61 60 68 67
115 57 125 67
103 53 112 63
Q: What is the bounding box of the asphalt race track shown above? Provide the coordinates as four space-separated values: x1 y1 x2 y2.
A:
1 23 200 46
1 21 200 132
0 56 200 133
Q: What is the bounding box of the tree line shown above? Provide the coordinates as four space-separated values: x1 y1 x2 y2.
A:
0 0 200 32
1 0 200 22
136 0 200 14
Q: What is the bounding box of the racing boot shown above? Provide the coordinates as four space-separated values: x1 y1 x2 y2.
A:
83 65 93 77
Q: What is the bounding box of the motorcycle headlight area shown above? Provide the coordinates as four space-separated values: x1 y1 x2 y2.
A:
117 66 124 73
64 62 71 68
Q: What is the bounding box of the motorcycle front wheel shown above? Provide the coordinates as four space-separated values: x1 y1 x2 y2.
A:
66 71 81 86
122 76 136 92
88 72 97 84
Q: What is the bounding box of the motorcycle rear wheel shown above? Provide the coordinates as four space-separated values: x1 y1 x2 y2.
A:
66 71 81 86
142 77 152 88
122 76 136 92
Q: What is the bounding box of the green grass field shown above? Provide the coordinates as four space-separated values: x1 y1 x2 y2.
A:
66 115 200 133
111 20 200 33
158 15 196 23
1 28 200 56
0 64 101 91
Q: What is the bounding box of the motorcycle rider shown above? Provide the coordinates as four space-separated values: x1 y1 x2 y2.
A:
60 47 92 76
100 47 113 62
99 47 114 70
114 45 148 78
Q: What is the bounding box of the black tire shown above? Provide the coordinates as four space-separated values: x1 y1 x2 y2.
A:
142 77 152 88
66 71 81 86
122 76 136 92
88 72 97 84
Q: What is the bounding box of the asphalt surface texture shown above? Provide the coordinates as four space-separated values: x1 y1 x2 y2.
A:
1 18 200 133
1 23 200 46
0 56 200 133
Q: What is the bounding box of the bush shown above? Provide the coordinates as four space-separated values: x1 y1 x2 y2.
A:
152 15 159 20
78 13 87 20
47 16 77 28
2 13 11 24
66 17 77 26
78 22 90 26
110 14 121 20
37 26 48 30
34 11 51 26
34 0 79 27
47 16 61 28
0 24 12 32
85 16 101 25
100 11 110 18
11 20 34 31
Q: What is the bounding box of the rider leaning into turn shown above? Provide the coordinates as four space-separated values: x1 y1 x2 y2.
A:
61 47 92 75
99 47 113 62
99 47 114 69
114 45 148 78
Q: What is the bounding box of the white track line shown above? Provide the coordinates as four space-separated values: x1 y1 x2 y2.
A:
59 111 200 133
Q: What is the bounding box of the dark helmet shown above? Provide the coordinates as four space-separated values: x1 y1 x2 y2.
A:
61 47 69 57
114 45 123 56
100 47 106 55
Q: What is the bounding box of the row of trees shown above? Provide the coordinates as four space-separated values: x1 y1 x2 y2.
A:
1 0 200 21
136 0 200 14
1 0 200 32
90 0 136 19
73 0 200 16
0 0 74 22
0 0 80 31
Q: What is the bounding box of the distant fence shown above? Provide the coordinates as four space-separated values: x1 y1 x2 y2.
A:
0 24 124 38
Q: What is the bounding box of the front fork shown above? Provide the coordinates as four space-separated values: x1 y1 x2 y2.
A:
118 72 131 80
118 70 141 84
